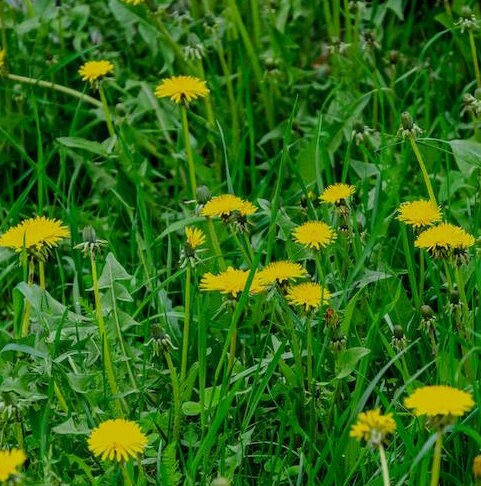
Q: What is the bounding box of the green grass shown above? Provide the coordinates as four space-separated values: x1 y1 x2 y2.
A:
1 0 481 484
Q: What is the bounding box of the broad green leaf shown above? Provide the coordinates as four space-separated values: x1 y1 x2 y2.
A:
97 252 132 288
335 347 371 380
449 139 481 175
56 137 110 157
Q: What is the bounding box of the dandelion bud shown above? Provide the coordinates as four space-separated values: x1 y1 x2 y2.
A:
391 325 407 351
196 185 211 205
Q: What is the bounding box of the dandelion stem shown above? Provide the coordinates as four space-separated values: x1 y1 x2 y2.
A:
89 250 123 416
181 105 197 199
469 30 481 89
21 259 35 338
207 220 226 270
121 463 134 486
38 261 46 290
6 73 103 108
430 432 443 486
378 443 391 486
98 83 115 138
180 265 192 385
409 137 437 205
164 350 182 441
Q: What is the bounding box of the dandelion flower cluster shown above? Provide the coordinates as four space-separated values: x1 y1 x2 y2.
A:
397 200 442 228
0 216 70 256
350 409 397 446
78 60 114 83
414 223 475 258
257 261 307 287
320 183 355 205
0 448 27 482
200 194 257 218
155 75 210 105
200 267 265 297
185 227 206 250
88 419 148 462
292 221 336 250
286 282 331 311
405 385 474 418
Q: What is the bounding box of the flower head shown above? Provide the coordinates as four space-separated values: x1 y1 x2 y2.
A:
79 60 114 83
257 261 307 287
405 385 474 419
0 216 70 259
200 267 265 297
414 223 475 259
350 409 396 446
286 282 331 311
200 194 256 218
0 448 27 482
397 200 442 228
155 75 209 105
88 419 148 462
319 183 355 205
185 227 206 250
292 221 336 250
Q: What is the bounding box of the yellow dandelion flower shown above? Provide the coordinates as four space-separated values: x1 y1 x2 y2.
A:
319 183 355 204
185 227 206 250
0 216 70 254
88 419 148 462
0 449 26 482
200 267 265 297
405 385 474 418
397 200 442 228
286 282 331 311
257 261 307 286
473 455 481 479
200 194 257 218
414 223 475 257
154 75 209 105
292 221 336 250
0 49 5 70
350 409 396 446
78 60 114 83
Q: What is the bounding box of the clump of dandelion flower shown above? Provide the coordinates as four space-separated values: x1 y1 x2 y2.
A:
154 75 209 105
405 385 474 423
88 419 148 462
78 60 114 83
397 200 442 228
200 267 265 297
200 194 257 218
350 409 396 446
292 221 336 250
319 183 355 205
0 448 27 482
286 282 331 311
257 261 307 287
0 216 70 259
414 223 475 260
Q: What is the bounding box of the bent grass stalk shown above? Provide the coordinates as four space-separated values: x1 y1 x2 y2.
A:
408 136 437 205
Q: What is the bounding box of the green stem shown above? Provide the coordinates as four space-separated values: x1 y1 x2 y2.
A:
38 260 46 290
54 381 69 413
305 314 314 397
207 219 226 270
21 259 35 338
121 462 134 486
181 105 197 199
232 231 252 265
180 265 192 384
409 137 436 205
469 30 481 89
98 83 115 138
164 351 182 441
6 73 102 108
90 251 123 416
430 432 443 486
378 443 391 486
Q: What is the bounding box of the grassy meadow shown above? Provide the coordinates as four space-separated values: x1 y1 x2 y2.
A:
1 0 481 484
